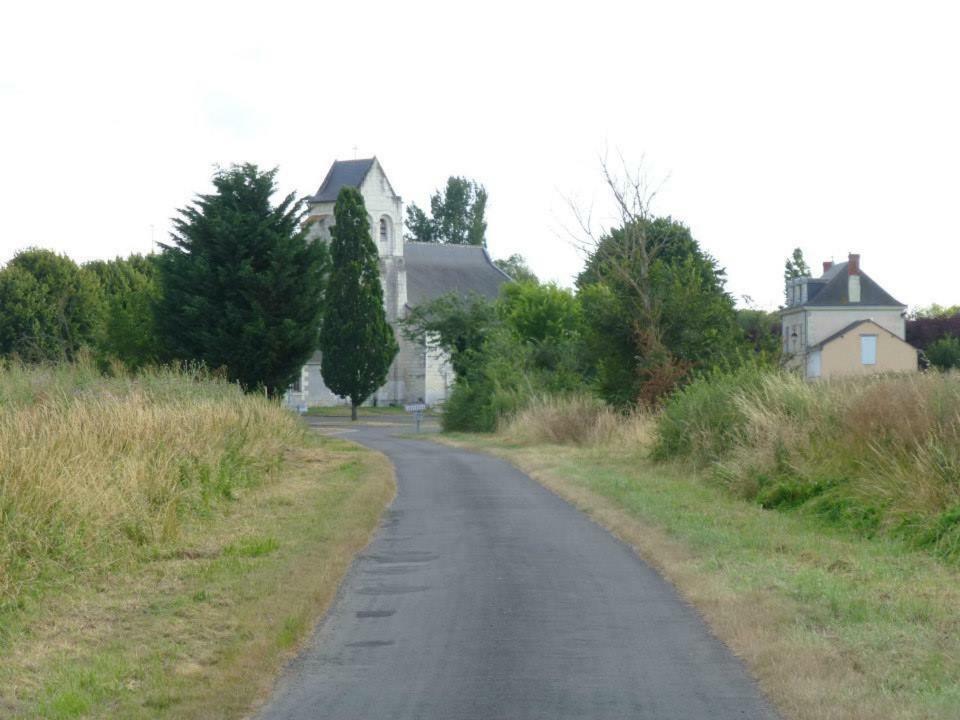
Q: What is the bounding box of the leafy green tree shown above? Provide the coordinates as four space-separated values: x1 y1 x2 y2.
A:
320 187 399 419
402 293 498 378
493 254 538 283
783 247 811 282
577 216 741 406
404 177 488 246
736 308 782 361
403 284 588 432
84 255 162 369
911 303 960 320
404 205 436 243
0 248 105 361
925 335 960 370
157 163 327 396
783 247 811 304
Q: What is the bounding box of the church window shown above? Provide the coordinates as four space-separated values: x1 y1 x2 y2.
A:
380 217 390 245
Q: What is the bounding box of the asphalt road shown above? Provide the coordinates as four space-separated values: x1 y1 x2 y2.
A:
257 417 779 720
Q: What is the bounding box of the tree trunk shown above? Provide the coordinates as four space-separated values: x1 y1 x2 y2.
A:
351 402 358 421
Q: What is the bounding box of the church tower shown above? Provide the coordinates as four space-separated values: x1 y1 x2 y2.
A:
287 156 509 411
303 158 408 402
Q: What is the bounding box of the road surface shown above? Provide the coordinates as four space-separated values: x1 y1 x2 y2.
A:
258 416 778 719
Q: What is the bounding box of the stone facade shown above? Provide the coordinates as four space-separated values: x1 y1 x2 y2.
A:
284 158 506 409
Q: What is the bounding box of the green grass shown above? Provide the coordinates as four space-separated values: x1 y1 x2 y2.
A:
306 404 409 417
444 434 960 720
224 536 280 558
1 435 393 718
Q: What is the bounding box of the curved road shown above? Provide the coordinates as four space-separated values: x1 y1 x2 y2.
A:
258 418 778 720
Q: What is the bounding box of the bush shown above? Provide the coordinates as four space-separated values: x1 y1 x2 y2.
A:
925 334 960 370
653 368 960 559
428 285 589 433
498 394 653 448
652 365 772 462
440 336 539 433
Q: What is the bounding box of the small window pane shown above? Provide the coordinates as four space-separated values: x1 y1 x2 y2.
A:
861 335 877 365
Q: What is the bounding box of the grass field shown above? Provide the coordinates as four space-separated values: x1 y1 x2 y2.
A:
445 396 960 720
0 363 394 718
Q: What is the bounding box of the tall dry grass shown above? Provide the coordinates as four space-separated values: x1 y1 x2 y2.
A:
0 361 305 611
655 368 960 558
499 394 654 450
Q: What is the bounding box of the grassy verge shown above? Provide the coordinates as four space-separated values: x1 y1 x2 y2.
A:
306 405 438 419
0 363 394 719
442 430 960 720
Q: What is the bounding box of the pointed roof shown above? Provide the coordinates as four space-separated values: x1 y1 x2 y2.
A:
803 261 904 308
309 158 376 203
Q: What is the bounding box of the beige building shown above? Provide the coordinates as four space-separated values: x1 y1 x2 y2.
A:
284 158 510 409
781 253 917 379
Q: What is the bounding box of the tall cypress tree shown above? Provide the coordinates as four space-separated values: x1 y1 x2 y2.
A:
157 163 328 396
319 187 398 420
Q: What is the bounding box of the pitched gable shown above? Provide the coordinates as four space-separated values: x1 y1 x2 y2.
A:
309 158 376 203
803 261 904 308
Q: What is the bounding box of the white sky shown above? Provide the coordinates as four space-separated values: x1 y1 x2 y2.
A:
2 1 958 311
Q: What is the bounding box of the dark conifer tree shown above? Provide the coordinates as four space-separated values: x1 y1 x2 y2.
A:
157 163 327 396
319 186 398 420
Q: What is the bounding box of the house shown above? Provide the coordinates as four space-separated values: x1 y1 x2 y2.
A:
781 253 917 379
284 158 510 408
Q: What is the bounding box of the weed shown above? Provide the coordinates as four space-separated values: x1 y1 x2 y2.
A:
225 536 280 558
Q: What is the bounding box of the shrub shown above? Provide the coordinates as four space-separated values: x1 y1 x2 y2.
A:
498 394 653 448
652 366 772 463
925 334 960 370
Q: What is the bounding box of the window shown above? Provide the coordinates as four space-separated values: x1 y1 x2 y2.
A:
807 349 821 378
860 335 877 365
379 217 388 244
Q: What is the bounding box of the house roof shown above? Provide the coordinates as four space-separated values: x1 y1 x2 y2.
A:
803 261 904 307
812 319 908 350
404 242 511 307
309 158 376 203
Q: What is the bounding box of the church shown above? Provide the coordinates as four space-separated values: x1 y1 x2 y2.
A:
284 158 510 409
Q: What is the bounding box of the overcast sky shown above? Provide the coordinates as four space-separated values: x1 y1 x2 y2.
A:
2 1 957 310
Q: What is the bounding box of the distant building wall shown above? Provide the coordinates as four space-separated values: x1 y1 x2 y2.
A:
818 321 917 379
781 307 907 374
807 307 905 346
424 340 453 405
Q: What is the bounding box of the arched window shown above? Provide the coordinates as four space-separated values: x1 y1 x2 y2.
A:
379 217 389 245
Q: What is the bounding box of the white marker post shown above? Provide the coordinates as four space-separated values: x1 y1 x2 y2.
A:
404 402 427 432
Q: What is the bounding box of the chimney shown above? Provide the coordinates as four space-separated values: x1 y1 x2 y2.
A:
847 253 860 276
847 253 861 303
822 260 833 274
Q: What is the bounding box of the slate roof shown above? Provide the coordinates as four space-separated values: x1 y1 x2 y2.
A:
812 319 909 350
803 261 904 307
309 159 376 203
404 242 512 307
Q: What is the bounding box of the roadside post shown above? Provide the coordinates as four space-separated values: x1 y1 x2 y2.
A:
404 402 427 432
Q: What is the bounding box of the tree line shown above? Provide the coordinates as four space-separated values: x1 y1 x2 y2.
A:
402 162 783 431
0 164 397 414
